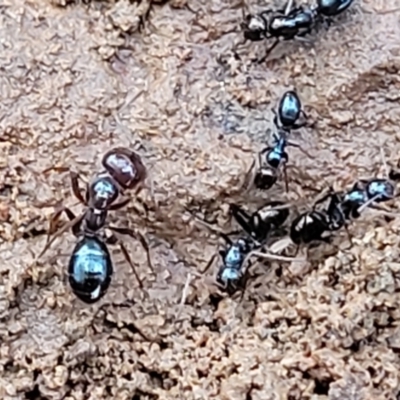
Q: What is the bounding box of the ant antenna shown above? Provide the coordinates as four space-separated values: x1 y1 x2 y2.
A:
285 0 295 16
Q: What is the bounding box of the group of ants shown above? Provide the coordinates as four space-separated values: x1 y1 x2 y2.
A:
34 0 398 305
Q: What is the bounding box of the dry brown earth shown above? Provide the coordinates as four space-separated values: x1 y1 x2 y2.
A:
1 0 400 399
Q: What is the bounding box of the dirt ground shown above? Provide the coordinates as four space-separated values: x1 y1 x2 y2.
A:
1 0 400 399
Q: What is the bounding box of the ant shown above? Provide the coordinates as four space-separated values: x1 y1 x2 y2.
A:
248 130 310 192
189 205 303 296
240 0 317 63
37 148 154 304
240 0 354 62
229 201 290 244
290 174 395 254
341 149 399 219
273 90 308 133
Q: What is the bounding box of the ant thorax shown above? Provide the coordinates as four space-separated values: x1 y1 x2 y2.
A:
88 173 119 210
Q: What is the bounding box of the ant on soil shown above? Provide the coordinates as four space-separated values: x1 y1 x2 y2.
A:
186 204 304 296
289 158 398 255
37 148 154 304
239 0 354 62
240 0 317 63
340 149 400 220
246 130 311 192
273 90 308 133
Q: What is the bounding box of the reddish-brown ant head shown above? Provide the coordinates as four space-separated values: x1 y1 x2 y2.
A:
87 172 120 210
102 147 147 192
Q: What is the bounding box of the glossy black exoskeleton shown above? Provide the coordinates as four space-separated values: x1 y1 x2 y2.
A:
38 147 153 303
273 90 307 132
252 131 309 192
230 201 289 243
254 132 289 191
241 1 317 61
311 189 348 231
68 235 113 304
290 210 330 245
315 0 354 17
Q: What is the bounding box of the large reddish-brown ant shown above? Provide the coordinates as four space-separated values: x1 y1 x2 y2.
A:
37 147 154 304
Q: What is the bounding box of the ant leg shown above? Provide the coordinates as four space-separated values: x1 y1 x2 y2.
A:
220 232 234 246
240 158 257 192
229 204 254 237
284 0 295 15
106 234 144 288
108 197 131 211
108 226 154 275
292 121 308 130
312 187 335 210
37 208 84 260
286 140 313 158
249 250 306 263
283 162 289 193
343 223 353 250
94 303 157 343
202 254 217 274
70 171 86 205
257 39 280 64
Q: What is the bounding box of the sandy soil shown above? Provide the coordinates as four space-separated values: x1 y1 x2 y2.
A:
1 0 400 399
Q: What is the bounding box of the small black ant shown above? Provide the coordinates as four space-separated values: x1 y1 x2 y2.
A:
37 148 154 304
206 234 255 295
341 178 396 220
241 0 317 62
341 149 399 220
229 201 290 243
189 208 303 296
273 90 308 133
248 130 310 192
240 0 354 62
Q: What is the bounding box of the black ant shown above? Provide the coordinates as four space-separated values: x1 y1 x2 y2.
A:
341 149 399 220
240 0 354 62
290 174 395 254
248 130 310 192
273 90 308 133
189 205 303 296
240 0 317 62
37 148 154 304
